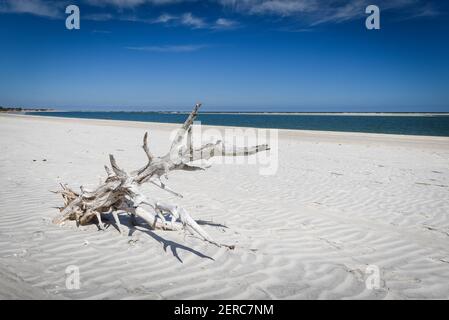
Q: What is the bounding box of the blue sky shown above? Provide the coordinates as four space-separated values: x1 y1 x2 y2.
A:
0 0 448 111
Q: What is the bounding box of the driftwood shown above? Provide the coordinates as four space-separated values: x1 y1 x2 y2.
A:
52 103 269 246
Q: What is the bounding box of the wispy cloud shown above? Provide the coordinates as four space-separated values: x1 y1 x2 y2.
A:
153 13 177 23
84 0 185 8
0 0 64 18
150 12 237 30
110 12 211 29
126 44 207 52
84 12 115 21
83 10 228 30
396 2 441 21
0 0 441 28
218 0 441 25
230 0 316 16
180 12 206 28
89 0 442 28
213 17 239 29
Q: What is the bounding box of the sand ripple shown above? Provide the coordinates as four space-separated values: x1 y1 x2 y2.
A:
1 114 449 299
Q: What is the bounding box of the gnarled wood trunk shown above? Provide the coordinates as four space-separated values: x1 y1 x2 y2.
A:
53 103 269 247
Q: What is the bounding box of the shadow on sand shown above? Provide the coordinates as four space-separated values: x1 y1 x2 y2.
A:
100 213 216 263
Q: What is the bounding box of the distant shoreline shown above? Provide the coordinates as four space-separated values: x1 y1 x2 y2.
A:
24 110 449 117
0 108 54 113
18 110 449 137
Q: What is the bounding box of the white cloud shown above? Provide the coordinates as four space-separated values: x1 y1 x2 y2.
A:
126 44 207 52
85 0 184 8
397 2 440 21
217 0 314 16
0 0 439 27
180 12 206 28
0 0 63 18
147 12 208 29
153 13 177 23
214 17 238 29
249 0 316 16
84 13 115 21
93 11 227 30
217 0 440 25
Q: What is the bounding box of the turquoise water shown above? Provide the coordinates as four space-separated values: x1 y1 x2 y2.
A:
26 112 449 137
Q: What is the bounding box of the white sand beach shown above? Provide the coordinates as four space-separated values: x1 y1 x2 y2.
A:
0 113 448 300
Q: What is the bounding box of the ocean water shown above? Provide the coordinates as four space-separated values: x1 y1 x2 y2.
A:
25 112 449 137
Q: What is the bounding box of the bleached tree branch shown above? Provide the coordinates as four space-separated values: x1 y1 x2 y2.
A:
53 103 270 248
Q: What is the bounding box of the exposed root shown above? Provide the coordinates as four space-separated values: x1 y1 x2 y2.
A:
53 103 270 247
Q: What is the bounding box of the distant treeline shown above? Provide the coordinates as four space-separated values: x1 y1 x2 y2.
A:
0 106 53 112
